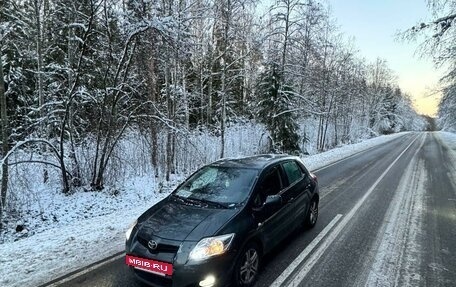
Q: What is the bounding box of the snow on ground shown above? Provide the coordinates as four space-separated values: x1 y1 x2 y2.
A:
437 131 456 190
438 131 456 152
0 175 175 287
0 201 157 287
0 132 409 287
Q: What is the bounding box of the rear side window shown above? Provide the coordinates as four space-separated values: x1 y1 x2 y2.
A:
282 161 304 185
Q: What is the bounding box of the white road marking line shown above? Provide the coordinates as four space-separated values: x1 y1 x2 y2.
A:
283 134 421 286
270 214 343 287
46 253 124 287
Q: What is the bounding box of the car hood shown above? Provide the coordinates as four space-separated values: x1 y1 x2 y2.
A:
137 196 239 242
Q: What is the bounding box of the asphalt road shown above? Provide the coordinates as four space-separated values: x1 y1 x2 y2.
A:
44 132 456 287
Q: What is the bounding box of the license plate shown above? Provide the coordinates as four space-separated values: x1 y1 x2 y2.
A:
125 255 173 276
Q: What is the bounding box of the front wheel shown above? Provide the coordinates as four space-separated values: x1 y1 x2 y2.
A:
304 199 318 228
233 243 261 287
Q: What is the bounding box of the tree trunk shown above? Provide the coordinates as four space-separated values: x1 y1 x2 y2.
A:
68 106 81 186
0 52 8 216
165 64 172 182
242 56 247 113
220 77 226 158
59 103 72 194
317 114 324 151
67 4 81 186
200 69 204 125
207 42 214 125
150 125 158 177
281 0 290 74
93 103 114 189
220 52 227 158
322 93 335 151
182 66 189 129
147 56 159 177
333 113 338 146
34 0 48 183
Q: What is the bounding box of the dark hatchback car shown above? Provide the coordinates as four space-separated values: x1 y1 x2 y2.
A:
125 154 319 287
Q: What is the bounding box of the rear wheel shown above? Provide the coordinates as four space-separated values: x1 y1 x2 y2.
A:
305 199 318 228
233 243 261 287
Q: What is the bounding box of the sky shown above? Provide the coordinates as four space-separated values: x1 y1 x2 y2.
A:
328 0 445 116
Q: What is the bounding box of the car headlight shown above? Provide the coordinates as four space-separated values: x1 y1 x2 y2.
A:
189 233 235 261
125 219 137 241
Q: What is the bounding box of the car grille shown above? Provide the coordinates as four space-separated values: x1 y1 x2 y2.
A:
137 235 180 254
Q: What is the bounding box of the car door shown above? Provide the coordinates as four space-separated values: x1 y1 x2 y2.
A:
281 160 312 227
252 165 293 250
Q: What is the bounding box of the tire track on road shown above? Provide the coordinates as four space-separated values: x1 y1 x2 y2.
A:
364 134 427 287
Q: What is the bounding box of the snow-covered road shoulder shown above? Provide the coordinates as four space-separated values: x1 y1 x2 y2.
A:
438 131 456 150
302 132 409 171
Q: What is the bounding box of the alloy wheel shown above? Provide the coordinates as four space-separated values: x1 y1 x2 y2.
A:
309 200 318 225
239 247 259 284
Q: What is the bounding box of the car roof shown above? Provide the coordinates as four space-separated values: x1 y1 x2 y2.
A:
210 154 298 170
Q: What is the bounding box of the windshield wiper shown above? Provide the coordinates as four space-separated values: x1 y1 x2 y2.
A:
188 197 229 209
173 194 230 209
172 194 203 206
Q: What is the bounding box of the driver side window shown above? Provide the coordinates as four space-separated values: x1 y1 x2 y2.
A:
253 166 282 207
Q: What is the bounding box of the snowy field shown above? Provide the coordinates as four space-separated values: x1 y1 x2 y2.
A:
0 131 430 287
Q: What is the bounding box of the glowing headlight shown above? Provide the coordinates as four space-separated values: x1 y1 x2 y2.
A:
125 219 137 241
189 233 235 261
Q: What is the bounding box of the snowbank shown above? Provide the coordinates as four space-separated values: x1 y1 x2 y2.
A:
438 131 456 151
302 132 408 171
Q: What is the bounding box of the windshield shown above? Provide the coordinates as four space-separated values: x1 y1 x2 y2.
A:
173 166 258 206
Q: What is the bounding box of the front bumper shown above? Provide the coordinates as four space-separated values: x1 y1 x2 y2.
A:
127 239 236 287
131 255 235 287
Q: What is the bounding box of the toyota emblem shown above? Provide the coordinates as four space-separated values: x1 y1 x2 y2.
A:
148 240 158 250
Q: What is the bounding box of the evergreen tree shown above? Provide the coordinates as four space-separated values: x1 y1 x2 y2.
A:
257 63 300 154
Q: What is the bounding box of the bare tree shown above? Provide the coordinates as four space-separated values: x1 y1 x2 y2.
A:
403 1 456 130
0 50 8 223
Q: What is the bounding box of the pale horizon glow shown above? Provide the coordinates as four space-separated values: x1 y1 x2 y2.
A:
328 0 445 117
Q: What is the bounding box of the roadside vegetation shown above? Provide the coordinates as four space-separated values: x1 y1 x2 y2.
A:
0 0 427 232
404 0 456 131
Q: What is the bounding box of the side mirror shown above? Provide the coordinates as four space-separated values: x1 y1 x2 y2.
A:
253 194 282 221
264 194 282 209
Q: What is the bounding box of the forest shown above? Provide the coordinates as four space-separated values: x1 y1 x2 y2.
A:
2 0 446 228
